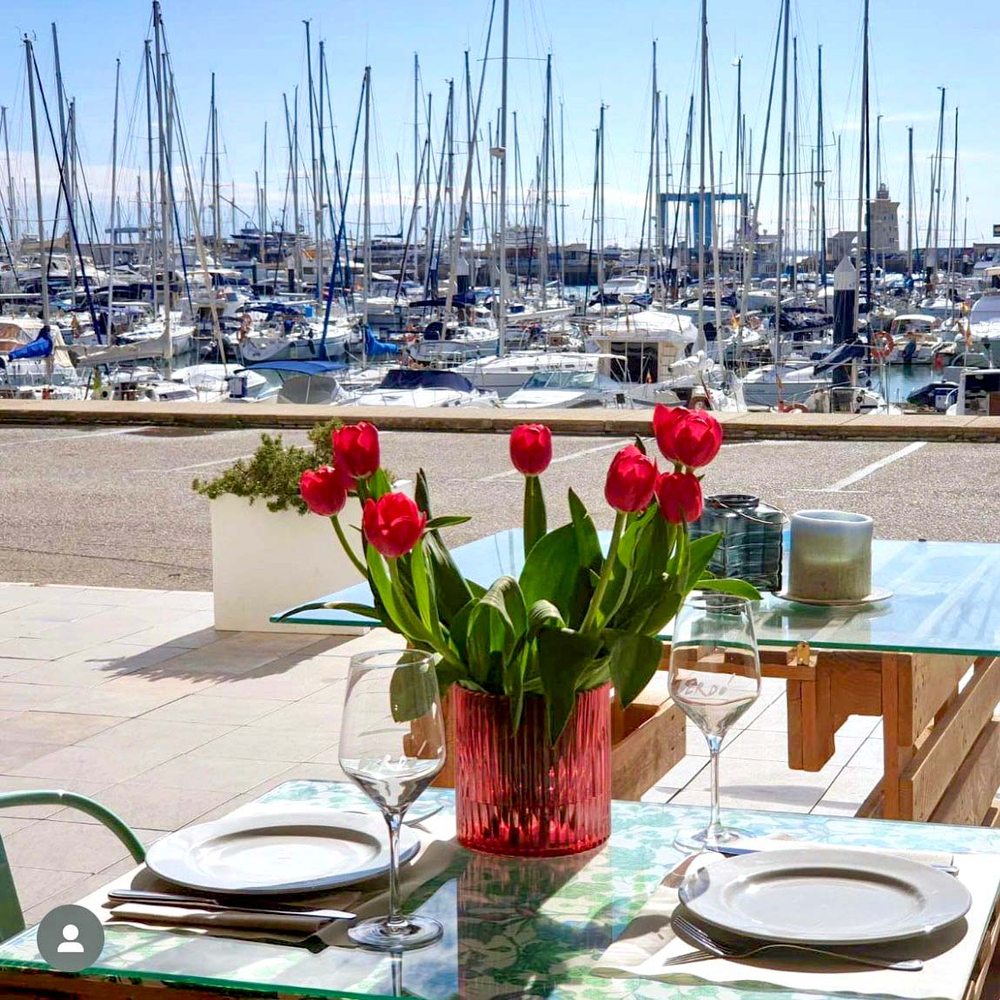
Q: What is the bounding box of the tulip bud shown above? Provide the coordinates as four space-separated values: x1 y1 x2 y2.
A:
604 445 657 513
654 471 704 524
299 466 348 517
509 423 553 476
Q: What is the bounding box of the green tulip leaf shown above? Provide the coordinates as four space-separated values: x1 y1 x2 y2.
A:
389 662 436 723
568 488 602 572
696 578 763 601
537 628 603 742
523 474 547 556
608 632 664 708
519 522 581 621
424 515 473 530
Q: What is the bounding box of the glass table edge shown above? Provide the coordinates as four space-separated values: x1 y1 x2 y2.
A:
271 609 1000 660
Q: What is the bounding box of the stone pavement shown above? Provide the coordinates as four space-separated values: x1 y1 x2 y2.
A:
0 581 881 927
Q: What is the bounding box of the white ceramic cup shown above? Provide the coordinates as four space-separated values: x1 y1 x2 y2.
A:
788 510 874 602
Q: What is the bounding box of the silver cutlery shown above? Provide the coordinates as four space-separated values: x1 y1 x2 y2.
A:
106 889 355 922
671 914 923 971
708 844 959 876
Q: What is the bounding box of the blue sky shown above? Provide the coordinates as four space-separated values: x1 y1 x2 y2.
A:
1 0 997 248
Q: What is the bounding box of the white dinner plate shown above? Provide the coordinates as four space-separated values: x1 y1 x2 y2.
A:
145 811 420 896
774 586 893 608
679 848 971 945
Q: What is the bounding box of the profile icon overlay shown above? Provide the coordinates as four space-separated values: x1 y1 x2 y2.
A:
37 905 105 973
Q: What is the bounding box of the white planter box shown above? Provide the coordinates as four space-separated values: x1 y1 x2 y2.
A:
210 494 366 634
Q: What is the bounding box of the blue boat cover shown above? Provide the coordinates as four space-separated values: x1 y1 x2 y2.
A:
365 326 400 356
379 368 475 392
8 326 53 361
245 359 347 376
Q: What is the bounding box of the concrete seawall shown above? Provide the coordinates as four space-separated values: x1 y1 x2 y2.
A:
2 399 999 442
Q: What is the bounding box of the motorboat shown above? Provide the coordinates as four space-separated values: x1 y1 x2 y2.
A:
454 351 603 398
504 363 629 409
884 314 944 364
906 380 959 412
352 368 499 408
233 360 356 405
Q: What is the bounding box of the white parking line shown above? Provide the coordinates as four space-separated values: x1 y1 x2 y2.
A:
820 441 927 492
137 454 255 473
0 427 138 448
478 440 631 482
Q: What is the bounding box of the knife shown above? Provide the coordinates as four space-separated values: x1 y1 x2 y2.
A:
107 889 355 921
707 844 959 876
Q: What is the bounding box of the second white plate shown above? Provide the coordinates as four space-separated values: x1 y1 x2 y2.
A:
145 810 420 896
679 848 971 945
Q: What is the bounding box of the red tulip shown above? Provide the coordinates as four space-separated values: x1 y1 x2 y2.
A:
655 471 704 524
332 422 381 479
509 423 553 476
362 492 427 559
604 445 657 513
299 466 348 517
652 404 723 468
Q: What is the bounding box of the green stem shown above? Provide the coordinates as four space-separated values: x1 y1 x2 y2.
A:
331 515 367 576
581 510 626 634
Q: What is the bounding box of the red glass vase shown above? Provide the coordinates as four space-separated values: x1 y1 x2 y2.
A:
453 681 611 857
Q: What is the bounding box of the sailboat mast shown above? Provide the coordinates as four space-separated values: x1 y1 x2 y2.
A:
414 54 420 214
109 57 121 336
210 74 220 252
598 103 606 300
947 107 958 317
497 0 510 355
317 40 326 303
653 43 661 287
734 57 742 274
540 54 551 306
696 0 709 346
560 100 566 292
51 23 70 275
362 66 372 337
853 0 869 337
925 86 945 277
144 40 157 311
791 35 798 291
153 0 171 355
261 122 268 266
775 0 791 368
1 108 15 244
303 21 320 300
25 35 50 327
817 45 827 287
906 126 914 278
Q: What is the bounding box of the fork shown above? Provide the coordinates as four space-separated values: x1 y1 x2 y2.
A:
671 915 923 971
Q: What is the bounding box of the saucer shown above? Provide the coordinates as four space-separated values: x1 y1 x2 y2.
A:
774 586 893 608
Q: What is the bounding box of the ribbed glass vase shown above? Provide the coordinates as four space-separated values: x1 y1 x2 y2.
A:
453 682 611 857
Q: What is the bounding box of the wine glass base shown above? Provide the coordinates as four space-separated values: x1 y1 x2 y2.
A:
674 825 752 853
348 915 443 951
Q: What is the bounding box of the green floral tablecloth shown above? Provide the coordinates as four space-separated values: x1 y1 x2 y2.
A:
2 779 1000 1000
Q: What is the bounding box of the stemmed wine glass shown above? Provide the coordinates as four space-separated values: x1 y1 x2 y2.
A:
339 649 446 950
668 593 761 852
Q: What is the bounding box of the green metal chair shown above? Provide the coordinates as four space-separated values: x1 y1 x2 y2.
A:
0 790 145 943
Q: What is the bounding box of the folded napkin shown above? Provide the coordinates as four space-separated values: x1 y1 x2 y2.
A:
595 845 1000 1000
107 904 325 946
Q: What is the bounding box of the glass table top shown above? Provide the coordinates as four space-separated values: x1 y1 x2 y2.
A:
3 781 1000 999
275 530 1000 657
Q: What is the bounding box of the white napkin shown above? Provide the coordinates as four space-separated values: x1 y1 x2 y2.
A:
594 846 1000 1000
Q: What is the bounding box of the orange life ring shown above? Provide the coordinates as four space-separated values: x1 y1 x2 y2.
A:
777 401 809 413
871 330 894 360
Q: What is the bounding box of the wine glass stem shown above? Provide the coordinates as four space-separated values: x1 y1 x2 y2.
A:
385 810 408 935
707 738 723 846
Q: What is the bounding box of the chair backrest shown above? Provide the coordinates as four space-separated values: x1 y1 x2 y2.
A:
0 790 144 944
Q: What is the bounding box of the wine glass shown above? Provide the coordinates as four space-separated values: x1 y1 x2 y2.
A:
339 649 446 950
668 593 761 851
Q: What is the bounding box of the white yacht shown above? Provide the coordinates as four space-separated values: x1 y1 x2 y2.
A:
353 368 499 408
504 362 629 409
454 351 600 398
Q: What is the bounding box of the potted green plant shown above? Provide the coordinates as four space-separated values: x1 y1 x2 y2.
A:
192 421 369 633
290 409 758 856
